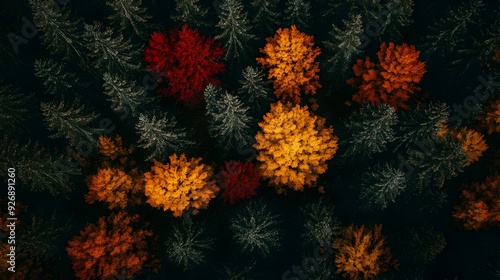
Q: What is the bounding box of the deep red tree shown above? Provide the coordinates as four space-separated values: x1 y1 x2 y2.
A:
144 25 226 107
217 161 261 204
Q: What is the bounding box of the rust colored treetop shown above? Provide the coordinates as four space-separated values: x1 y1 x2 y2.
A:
257 25 321 103
348 42 426 110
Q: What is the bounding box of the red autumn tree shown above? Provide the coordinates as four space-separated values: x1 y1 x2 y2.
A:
144 25 225 107
217 161 261 204
66 212 153 280
453 175 500 230
347 42 426 110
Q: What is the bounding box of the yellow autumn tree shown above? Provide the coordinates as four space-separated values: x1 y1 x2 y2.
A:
333 224 397 280
254 102 338 194
143 154 219 217
256 25 321 103
97 134 133 160
479 97 500 134
437 126 488 166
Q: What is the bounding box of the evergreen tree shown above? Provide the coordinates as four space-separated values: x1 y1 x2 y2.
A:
206 91 254 152
396 102 449 151
103 0 151 36
382 0 414 39
165 219 214 270
40 99 102 147
339 103 397 160
203 84 222 117
237 66 272 112
29 0 85 60
420 0 484 59
0 137 79 197
171 0 209 28
230 200 282 257
34 58 77 95
250 0 280 34
18 213 71 261
406 135 467 190
215 0 256 65
83 22 140 74
359 163 407 210
135 111 195 161
323 13 363 78
284 0 311 31
300 197 341 247
102 72 148 117
0 83 32 133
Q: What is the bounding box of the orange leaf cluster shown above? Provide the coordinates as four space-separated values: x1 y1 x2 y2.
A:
453 127 488 166
256 25 321 103
333 224 397 280
66 212 153 280
253 102 338 194
143 154 219 217
86 135 141 210
347 42 426 110
453 175 500 230
479 97 500 135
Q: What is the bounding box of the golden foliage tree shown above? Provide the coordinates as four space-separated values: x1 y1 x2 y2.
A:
256 25 321 103
347 42 426 110
143 154 219 217
453 175 500 230
66 212 153 280
254 102 338 194
479 97 500 135
437 126 488 166
333 224 397 280
97 134 133 161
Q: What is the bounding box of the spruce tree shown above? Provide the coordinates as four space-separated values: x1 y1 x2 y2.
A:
83 22 140 74
0 137 79 197
203 84 222 117
300 197 341 247
237 66 272 111
135 112 195 161
40 99 102 148
323 13 364 78
215 0 256 65
34 58 77 95
0 83 32 133
421 0 484 59
102 72 148 117
29 0 85 60
250 0 280 35
396 102 449 151
339 103 397 160
359 163 407 210
382 0 414 39
284 0 311 31
205 91 254 152
103 0 151 36
171 0 209 28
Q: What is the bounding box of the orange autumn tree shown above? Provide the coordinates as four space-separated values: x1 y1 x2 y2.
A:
453 175 500 230
143 153 219 217
256 25 321 103
254 101 338 194
85 135 142 210
333 224 397 280
479 97 500 134
66 212 153 280
437 126 488 166
347 42 426 110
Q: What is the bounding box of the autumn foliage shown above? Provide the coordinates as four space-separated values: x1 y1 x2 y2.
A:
479 97 500 134
144 25 225 107
453 127 488 166
66 212 153 280
347 42 426 110
85 135 141 210
254 102 338 194
453 175 500 230
256 25 321 103
217 161 260 204
143 153 219 217
333 224 397 280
